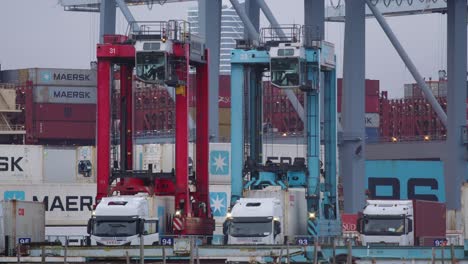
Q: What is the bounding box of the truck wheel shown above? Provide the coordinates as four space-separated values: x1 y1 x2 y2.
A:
334 254 358 264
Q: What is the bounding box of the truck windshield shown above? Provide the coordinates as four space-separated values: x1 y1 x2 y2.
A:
229 221 272 237
92 219 137 237
362 218 405 236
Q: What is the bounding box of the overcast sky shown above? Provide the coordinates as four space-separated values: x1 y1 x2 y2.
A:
0 0 452 98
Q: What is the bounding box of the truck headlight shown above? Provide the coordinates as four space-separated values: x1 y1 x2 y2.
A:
308 212 316 220
175 210 181 217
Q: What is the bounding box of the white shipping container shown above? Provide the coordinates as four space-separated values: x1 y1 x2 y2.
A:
337 113 380 128
43 147 77 183
142 144 164 172
209 184 231 232
0 200 45 254
244 188 308 238
0 184 96 226
404 84 413 98
0 145 43 184
33 86 96 104
1 68 96 86
209 143 231 184
146 195 175 236
0 181 230 229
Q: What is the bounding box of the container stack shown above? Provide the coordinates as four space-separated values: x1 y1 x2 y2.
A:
337 79 381 143
1 68 96 145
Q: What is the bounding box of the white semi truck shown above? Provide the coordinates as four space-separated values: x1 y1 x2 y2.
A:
358 200 446 246
224 187 307 245
87 195 174 246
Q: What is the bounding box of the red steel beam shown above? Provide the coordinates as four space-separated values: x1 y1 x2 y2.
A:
195 49 211 218
96 59 112 202
120 64 147 193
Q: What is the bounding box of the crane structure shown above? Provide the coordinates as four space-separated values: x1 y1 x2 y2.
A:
229 25 341 239
95 20 215 236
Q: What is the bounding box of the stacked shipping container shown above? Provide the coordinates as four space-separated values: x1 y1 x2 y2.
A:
6 68 465 144
2 68 97 145
338 79 380 142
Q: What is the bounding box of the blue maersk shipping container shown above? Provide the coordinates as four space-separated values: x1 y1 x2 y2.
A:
365 127 379 142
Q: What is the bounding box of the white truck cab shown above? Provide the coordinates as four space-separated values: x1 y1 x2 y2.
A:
88 196 159 246
359 200 414 246
225 198 282 245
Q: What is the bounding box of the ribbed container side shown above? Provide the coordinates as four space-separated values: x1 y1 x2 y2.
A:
341 214 358 232
337 113 380 128
365 79 380 96
337 95 341 112
263 143 306 163
209 184 231 234
148 195 175 236
141 144 164 172
0 89 17 110
219 124 231 142
0 145 43 184
0 183 96 226
438 81 447 97
337 78 343 96
337 78 380 97
219 75 231 108
161 143 176 172
1 68 96 86
219 108 230 125
133 144 144 170
365 113 380 128
43 147 77 183
1 200 45 251
34 121 95 139
365 127 380 143
365 95 380 113
209 143 231 185
404 84 413 98
411 84 424 98
33 86 96 104
34 103 96 121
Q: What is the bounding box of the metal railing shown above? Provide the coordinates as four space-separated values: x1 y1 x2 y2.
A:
260 24 302 46
0 83 18 89
127 20 192 43
0 124 26 131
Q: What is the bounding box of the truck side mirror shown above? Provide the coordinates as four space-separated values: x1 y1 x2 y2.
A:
356 218 363 233
223 220 231 235
137 219 145 235
407 219 413 232
274 221 281 236
87 219 94 234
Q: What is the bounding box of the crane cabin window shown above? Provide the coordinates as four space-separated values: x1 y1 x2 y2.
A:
136 52 166 83
270 57 300 88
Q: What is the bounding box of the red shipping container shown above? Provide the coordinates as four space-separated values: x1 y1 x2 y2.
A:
219 75 231 108
337 95 341 113
34 121 95 139
337 78 380 97
365 95 380 113
34 103 96 122
337 95 379 113
337 78 343 96
342 214 358 232
365 80 380 96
